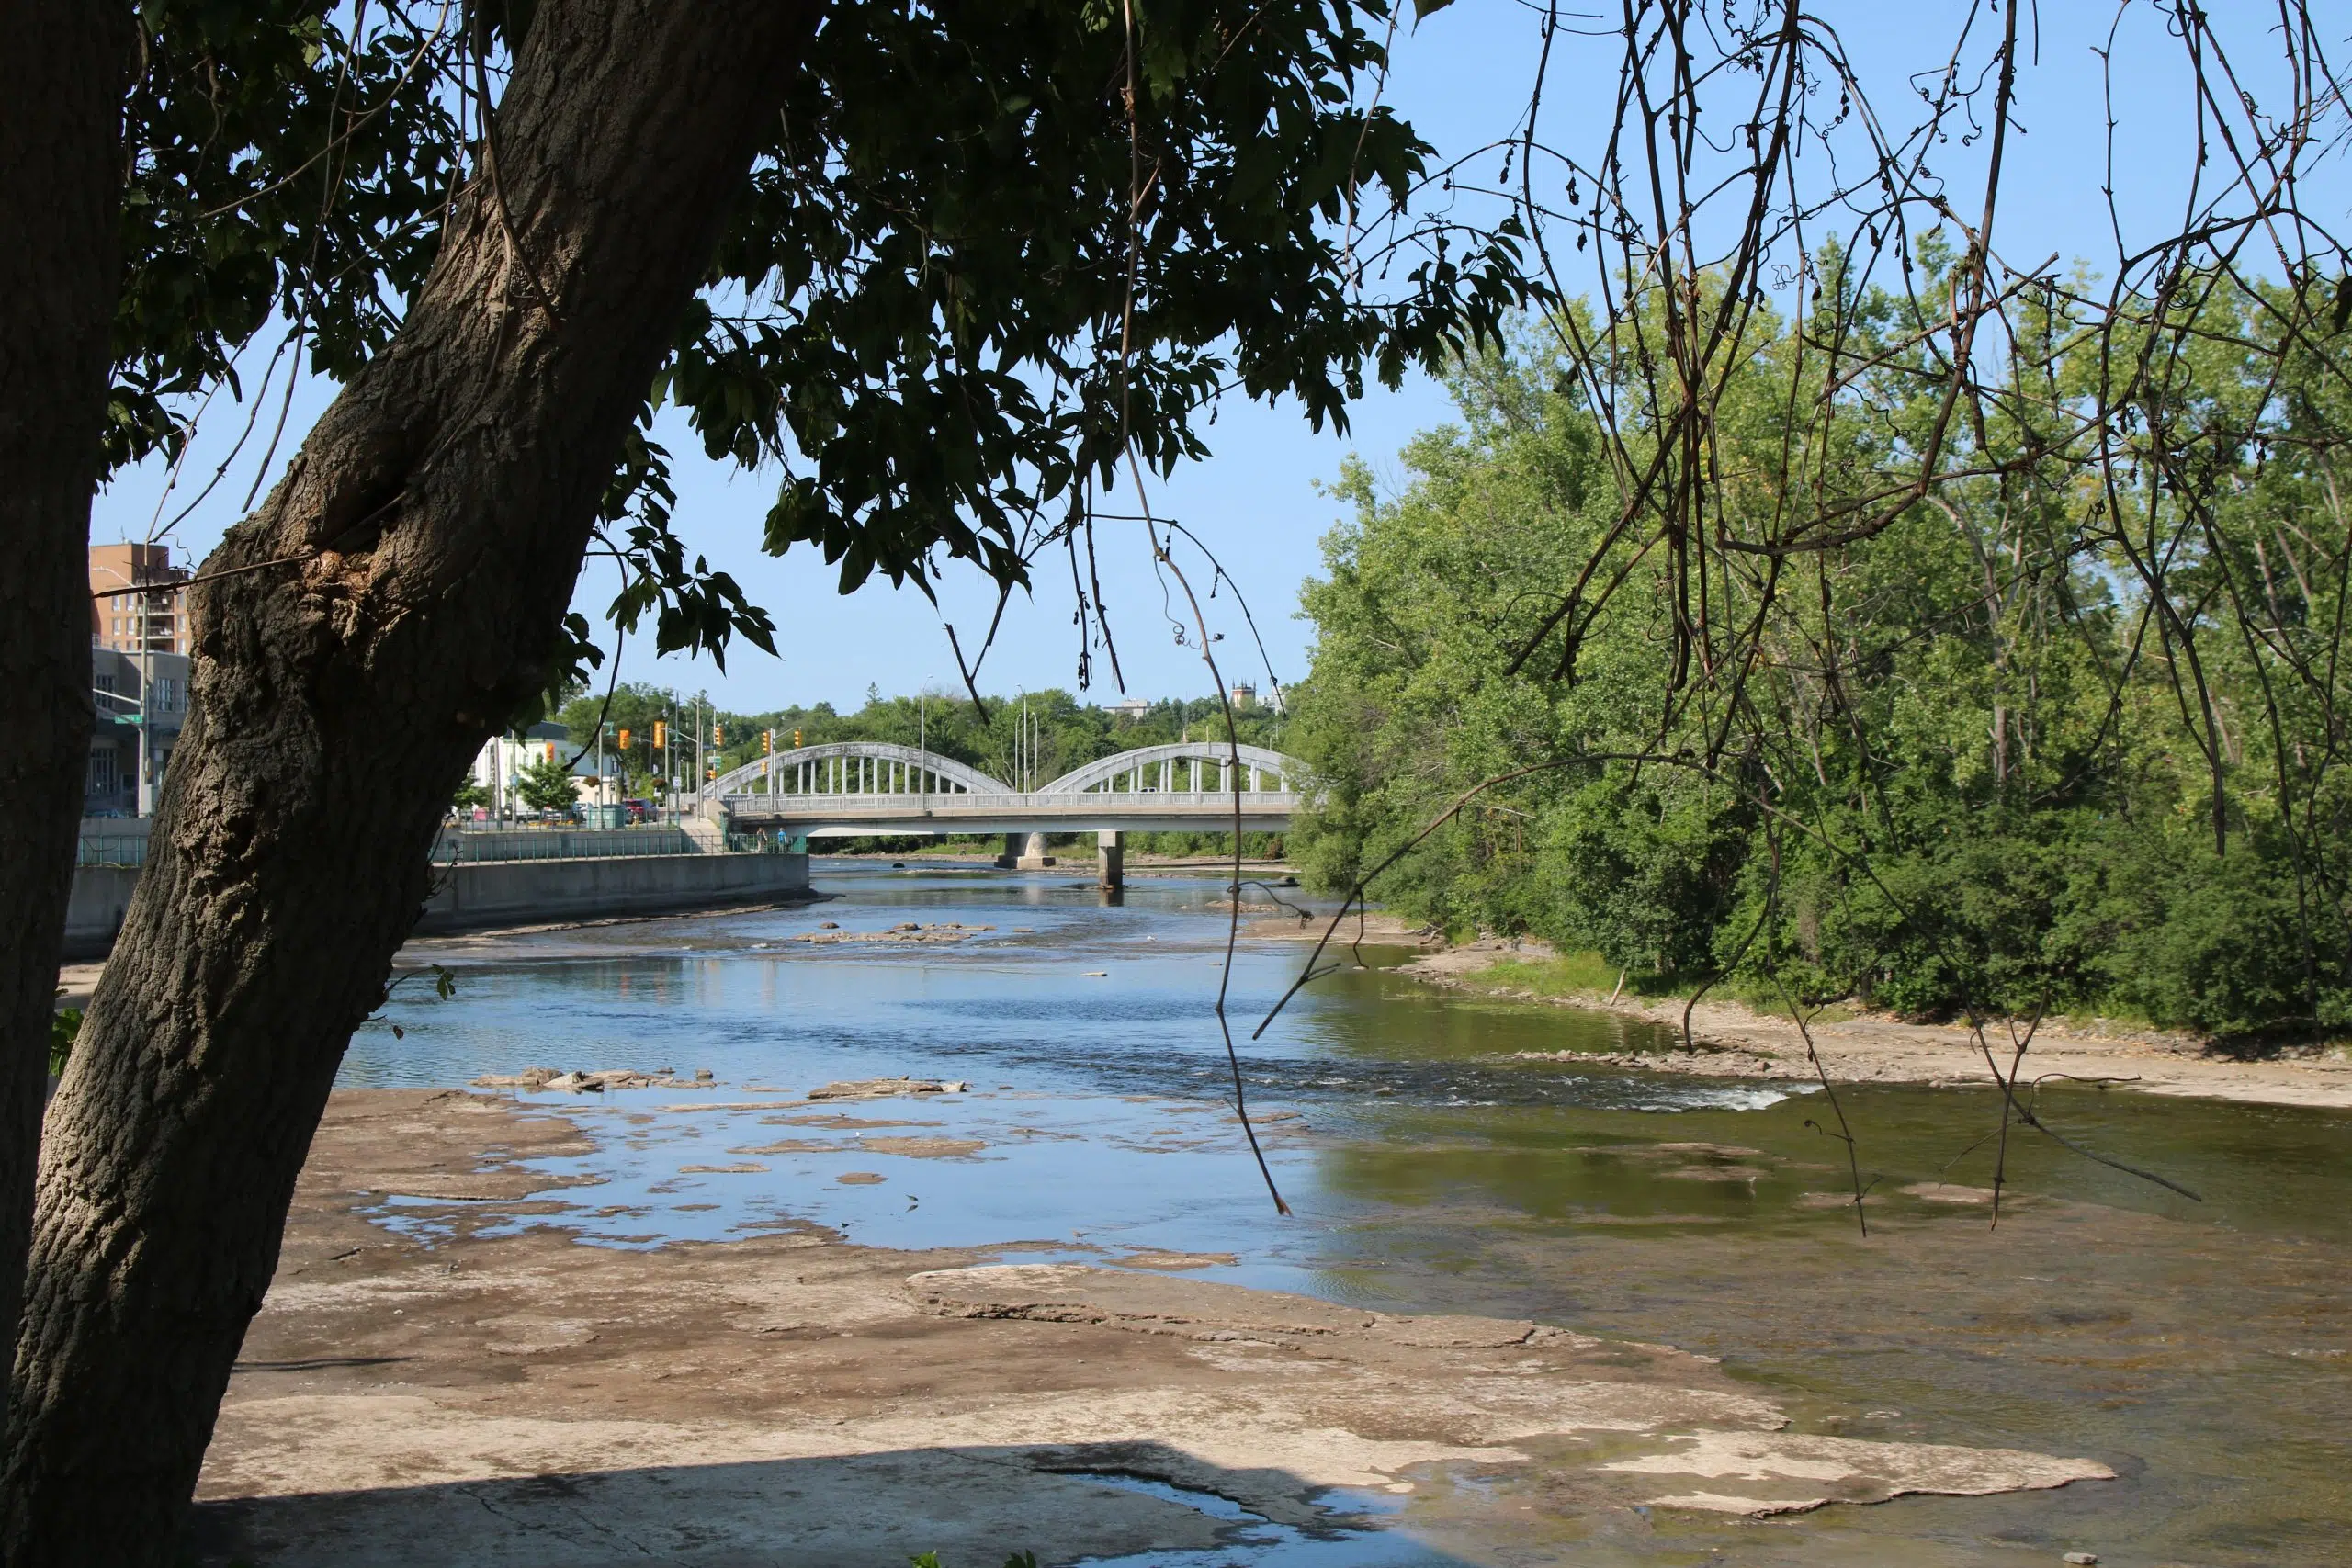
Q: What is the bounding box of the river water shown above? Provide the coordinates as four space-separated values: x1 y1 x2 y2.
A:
355 862 2352 1567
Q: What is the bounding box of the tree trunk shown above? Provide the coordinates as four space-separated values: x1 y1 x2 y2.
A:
0 0 128 1451
0 5 810 1560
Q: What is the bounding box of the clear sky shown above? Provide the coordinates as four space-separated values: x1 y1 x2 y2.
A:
91 2 2333 713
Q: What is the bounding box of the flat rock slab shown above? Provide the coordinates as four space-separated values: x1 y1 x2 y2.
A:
793 923 995 946
191 1089 2117 1567
1600 1429 2115 1515
200 1423 1238 1568
731 1136 984 1159
906 1262 1382 1335
1115 1249 1239 1271
805 1077 970 1100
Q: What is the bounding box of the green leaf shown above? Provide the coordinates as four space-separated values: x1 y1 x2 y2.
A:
50 1009 84 1078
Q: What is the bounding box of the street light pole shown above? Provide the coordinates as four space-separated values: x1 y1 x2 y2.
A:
136 581 153 818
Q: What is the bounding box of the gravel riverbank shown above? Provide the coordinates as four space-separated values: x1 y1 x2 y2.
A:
1400 940 2352 1110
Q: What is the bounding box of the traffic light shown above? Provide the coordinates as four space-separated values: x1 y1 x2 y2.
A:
652 719 666 750
762 729 773 754
713 723 724 747
792 728 802 746
616 728 631 750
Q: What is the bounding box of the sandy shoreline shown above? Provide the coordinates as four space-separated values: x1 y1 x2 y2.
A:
1401 940 2352 1111
191 1089 2117 1565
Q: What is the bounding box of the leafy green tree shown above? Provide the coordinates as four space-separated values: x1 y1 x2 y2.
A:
1294 266 2352 1037
513 752 581 815
21 9 1522 1557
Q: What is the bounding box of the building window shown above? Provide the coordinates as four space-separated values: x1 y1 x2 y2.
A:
87 749 117 796
155 677 177 712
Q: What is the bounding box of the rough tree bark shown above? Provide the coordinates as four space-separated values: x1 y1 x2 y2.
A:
0 0 128 1448
0 4 811 1559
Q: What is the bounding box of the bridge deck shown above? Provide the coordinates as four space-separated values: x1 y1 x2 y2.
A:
720 789 1295 837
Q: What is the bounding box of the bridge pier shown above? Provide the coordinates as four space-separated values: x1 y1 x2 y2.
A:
997 831 1057 869
1096 830 1124 895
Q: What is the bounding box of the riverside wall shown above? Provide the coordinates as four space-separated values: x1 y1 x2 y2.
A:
64 864 142 962
62 852 810 959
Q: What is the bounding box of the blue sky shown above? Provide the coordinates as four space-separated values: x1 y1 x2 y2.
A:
92 2 2333 713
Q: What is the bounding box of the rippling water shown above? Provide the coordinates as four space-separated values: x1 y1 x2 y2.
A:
352 860 2352 1567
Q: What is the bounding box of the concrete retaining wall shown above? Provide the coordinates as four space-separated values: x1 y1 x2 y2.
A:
64 865 142 960
414 852 810 934
63 852 810 958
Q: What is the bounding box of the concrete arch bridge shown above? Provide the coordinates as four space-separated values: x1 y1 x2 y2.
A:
704 739 1306 884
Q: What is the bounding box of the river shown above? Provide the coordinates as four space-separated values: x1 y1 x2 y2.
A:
354 860 2352 1566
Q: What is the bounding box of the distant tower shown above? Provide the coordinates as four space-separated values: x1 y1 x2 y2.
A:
1228 682 1256 712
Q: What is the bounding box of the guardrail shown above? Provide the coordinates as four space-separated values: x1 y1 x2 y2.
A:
431 828 696 863
76 835 149 868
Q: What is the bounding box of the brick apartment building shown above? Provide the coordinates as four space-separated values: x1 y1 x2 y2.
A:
85 543 191 818
89 541 190 655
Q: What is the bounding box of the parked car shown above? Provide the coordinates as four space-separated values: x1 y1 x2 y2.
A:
623 799 652 824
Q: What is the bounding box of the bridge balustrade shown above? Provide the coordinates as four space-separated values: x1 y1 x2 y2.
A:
703 739 1304 813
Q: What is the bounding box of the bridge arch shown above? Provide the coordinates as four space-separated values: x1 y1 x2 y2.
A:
705 741 1009 801
1038 742 1302 796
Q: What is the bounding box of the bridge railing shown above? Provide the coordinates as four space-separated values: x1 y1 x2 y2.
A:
719 788 1299 815
707 741 1311 805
